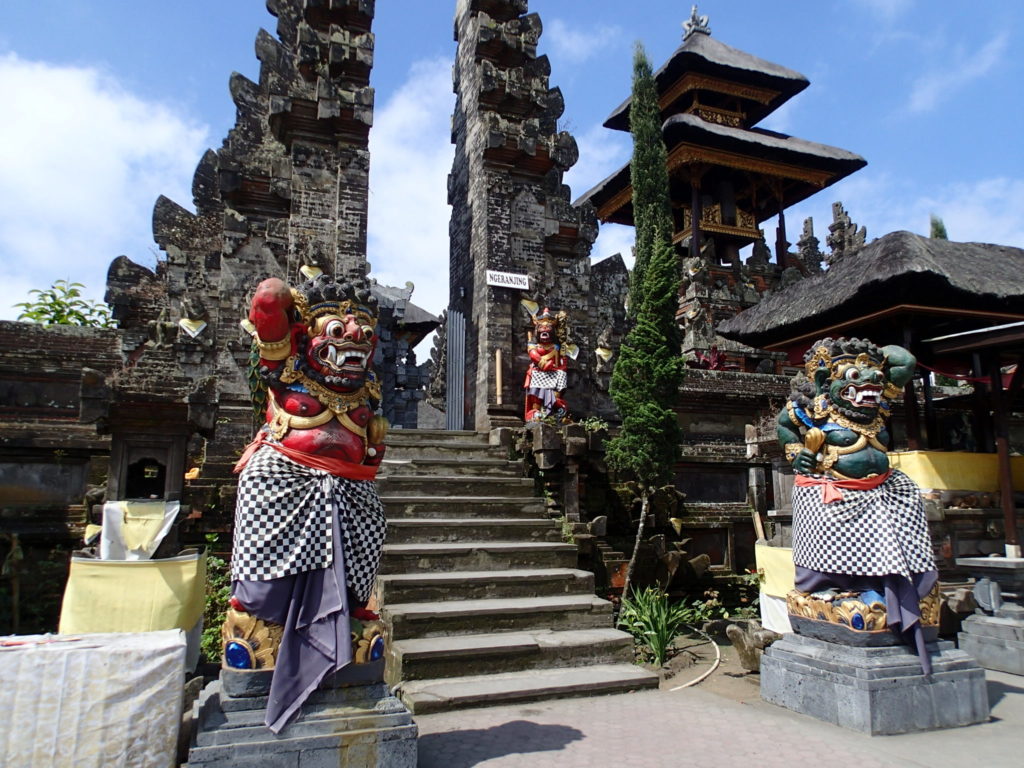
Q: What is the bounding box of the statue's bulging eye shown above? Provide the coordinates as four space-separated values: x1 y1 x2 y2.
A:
324 320 344 338
362 325 374 339
845 367 860 381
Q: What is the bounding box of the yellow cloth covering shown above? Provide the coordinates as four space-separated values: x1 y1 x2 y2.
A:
755 542 795 598
889 450 1024 491
59 550 206 635
120 501 168 551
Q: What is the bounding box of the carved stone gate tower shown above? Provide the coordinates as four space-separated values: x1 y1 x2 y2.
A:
447 0 626 431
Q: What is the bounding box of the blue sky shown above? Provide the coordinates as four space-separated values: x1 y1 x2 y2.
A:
1 0 1021 324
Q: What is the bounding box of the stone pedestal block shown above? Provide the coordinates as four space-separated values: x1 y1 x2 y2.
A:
956 556 1024 676
186 675 417 767
959 611 1024 675
760 634 989 735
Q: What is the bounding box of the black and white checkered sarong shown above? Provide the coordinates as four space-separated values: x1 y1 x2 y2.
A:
528 369 567 390
792 469 935 579
232 446 386 603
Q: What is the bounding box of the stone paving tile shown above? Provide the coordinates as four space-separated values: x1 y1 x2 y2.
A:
415 670 1024 768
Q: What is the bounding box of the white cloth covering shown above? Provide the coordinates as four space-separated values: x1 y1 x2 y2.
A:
100 500 180 560
0 630 186 768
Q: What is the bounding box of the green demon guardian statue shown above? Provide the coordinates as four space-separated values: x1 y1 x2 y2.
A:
777 337 939 670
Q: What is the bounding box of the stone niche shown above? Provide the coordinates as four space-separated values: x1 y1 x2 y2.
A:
108 432 186 502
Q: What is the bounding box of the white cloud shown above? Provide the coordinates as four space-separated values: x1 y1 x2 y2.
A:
786 172 1024 253
564 122 630 199
564 122 634 267
591 223 635 270
908 31 1009 113
847 0 915 21
545 19 622 65
366 56 455 326
0 53 209 317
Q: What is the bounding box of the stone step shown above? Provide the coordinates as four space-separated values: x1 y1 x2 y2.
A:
376 567 595 604
377 475 536 498
385 518 562 544
386 441 508 461
380 541 578 574
388 628 634 682
381 593 612 639
379 457 522 477
196 700 411 747
186 681 418 766
187 724 417 766
395 663 659 715
387 429 485 444
381 496 547 519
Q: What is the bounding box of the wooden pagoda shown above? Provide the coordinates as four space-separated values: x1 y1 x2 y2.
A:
576 8 866 361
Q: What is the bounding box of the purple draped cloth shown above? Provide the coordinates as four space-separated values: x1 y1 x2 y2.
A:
232 506 352 732
795 566 939 674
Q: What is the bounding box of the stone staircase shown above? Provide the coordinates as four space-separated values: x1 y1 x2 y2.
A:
375 429 658 714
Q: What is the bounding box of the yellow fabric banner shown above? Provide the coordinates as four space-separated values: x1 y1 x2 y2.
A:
889 450 1024 491
58 550 206 635
755 543 794 598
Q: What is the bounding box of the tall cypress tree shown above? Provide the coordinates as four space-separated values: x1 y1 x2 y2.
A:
625 44 675 318
606 45 685 594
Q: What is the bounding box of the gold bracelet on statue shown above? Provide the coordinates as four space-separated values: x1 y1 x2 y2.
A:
257 334 292 361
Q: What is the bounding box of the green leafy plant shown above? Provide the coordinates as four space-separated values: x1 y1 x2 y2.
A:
200 534 231 665
617 586 691 666
576 416 609 433
554 516 575 544
14 280 115 328
728 570 764 619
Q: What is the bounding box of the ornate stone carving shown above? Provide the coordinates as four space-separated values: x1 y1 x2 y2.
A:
682 5 711 38
825 202 867 264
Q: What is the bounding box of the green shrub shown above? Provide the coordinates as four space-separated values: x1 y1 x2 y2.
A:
617 586 691 666
200 535 231 665
15 280 114 328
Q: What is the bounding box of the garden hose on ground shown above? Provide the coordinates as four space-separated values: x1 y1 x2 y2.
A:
668 624 721 691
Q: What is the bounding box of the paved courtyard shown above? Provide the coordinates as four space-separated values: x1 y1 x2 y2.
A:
415 668 1024 768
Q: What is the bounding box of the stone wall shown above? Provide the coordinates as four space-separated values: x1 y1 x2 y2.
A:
0 321 119 538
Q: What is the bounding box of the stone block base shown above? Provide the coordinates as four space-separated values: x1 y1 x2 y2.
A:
186 677 417 767
959 612 1024 675
760 634 989 734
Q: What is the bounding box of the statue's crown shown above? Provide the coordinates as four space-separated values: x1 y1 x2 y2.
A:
291 274 379 328
804 337 883 378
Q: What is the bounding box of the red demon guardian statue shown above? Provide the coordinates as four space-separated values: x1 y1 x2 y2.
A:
523 306 576 423
224 272 388 732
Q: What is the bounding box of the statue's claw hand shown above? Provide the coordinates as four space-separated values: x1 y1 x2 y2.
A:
793 448 819 475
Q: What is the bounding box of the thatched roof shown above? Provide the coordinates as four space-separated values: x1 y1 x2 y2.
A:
575 115 864 220
605 32 808 131
717 231 1024 349
664 114 864 166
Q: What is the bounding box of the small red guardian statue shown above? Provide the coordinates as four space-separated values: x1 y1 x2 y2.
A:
523 305 576 423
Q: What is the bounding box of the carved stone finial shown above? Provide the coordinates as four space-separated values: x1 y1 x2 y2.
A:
683 5 711 39
825 202 867 265
796 216 824 274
